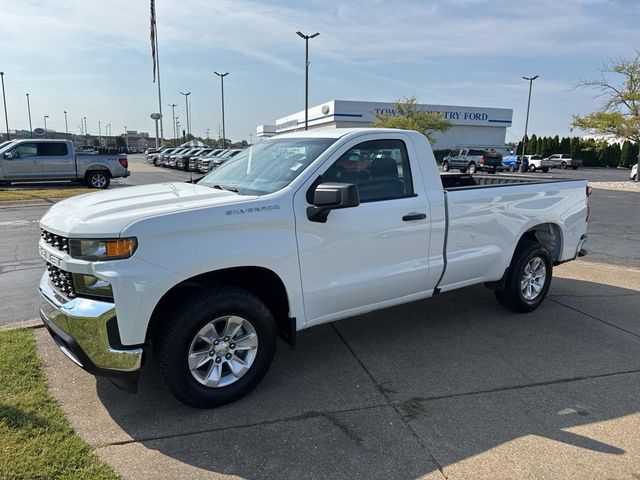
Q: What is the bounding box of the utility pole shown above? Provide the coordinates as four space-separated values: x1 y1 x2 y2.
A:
214 72 229 149
83 117 88 145
63 111 69 139
519 75 539 173
43 115 49 139
0 72 9 141
168 103 177 146
296 31 320 130
124 126 129 149
98 121 102 147
26 93 33 138
180 92 191 137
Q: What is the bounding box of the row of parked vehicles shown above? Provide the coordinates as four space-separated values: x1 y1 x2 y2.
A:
145 146 244 173
442 148 582 174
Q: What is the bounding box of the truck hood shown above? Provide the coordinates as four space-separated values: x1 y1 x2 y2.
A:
40 182 257 237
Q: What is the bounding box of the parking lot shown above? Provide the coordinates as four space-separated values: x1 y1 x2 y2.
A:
2 155 640 479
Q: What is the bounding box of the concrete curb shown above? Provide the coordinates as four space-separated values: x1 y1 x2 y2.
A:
0 199 55 208
0 318 43 331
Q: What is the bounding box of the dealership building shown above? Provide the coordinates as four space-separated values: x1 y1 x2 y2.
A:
257 100 513 151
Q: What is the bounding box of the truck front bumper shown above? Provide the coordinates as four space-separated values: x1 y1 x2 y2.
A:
38 272 142 391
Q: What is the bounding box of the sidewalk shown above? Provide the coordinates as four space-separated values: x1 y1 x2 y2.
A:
35 261 640 479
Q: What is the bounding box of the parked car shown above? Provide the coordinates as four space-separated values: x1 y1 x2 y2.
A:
174 148 209 170
150 147 179 166
38 128 590 407
189 149 224 172
525 155 552 173
442 148 503 173
198 149 243 173
631 164 638 181
545 154 582 170
501 155 521 172
163 148 191 167
0 139 129 188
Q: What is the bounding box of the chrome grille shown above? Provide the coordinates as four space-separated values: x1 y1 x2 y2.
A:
41 229 70 253
46 262 76 298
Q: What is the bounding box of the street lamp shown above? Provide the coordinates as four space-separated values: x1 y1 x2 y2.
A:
63 110 69 140
0 72 9 141
168 103 177 146
214 72 228 148
83 116 88 144
519 75 539 173
43 115 49 139
26 93 33 138
179 91 191 137
296 31 319 131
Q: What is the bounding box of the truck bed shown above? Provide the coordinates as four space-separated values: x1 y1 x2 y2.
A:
440 173 579 190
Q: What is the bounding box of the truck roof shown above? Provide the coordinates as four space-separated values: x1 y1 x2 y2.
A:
275 127 417 140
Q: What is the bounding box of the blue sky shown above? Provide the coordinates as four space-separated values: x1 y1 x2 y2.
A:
0 0 638 142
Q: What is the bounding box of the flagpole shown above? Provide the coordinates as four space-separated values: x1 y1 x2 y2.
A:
153 3 164 143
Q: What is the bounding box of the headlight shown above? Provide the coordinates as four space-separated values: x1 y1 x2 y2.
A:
72 274 113 299
69 238 137 261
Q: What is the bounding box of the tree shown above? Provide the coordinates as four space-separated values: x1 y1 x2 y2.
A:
621 140 635 167
374 96 451 142
572 52 640 178
553 135 560 153
560 137 571 154
570 137 581 157
115 136 126 148
528 134 537 155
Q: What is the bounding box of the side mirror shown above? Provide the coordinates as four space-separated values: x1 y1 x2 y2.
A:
4 151 14 160
307 182 360 223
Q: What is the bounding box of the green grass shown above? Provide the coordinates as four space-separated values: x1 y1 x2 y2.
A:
0 328 120 480
0 187 91 202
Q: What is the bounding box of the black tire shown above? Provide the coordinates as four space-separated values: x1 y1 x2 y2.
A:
529 165 536 173
508 165 515 173
542 168 549 173
494 240 552 313
560 162 568 169
459 168 466 173
154 287 277 408
488 168 496 174
467 163 477 174
442 161 450 172
572 166 578 170
86 170 110 189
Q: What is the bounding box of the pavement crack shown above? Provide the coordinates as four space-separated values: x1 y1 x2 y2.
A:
396 367 640 405
330 323 448 479
549 297 640 339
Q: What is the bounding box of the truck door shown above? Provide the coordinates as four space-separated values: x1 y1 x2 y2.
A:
293 134 431 325
39 142 74 178
1 142 42 180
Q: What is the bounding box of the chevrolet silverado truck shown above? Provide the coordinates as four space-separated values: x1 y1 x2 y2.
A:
0 139 129 188
38 128 589 408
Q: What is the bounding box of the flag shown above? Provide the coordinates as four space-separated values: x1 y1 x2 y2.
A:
150 0 157 83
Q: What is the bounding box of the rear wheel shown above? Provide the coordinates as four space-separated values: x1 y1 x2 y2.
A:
154 287 277 408
508 165 515 172
86 170 110 189
542 168 549 173
560 162 568 169
442 161 450 172
572 165 578 170
467 163 477 174
529 165 536 172
494 240 552 313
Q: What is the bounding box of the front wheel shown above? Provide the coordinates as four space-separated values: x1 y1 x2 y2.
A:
442 161 450 172
529 165 536 173
86 171 110 189
467 163 477 174
560 162 568 169
494 240 552 313
542 168 549 173
154 287 277 408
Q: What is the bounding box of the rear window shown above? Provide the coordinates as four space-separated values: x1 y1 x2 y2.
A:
468 149 485 156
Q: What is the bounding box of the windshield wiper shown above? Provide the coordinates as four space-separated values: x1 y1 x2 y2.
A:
212 184 239 193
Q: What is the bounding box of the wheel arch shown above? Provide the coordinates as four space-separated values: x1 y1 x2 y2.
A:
146 266 295 346
518 222 563 263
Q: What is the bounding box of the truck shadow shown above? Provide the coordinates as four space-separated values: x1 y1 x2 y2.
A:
94 277 640 479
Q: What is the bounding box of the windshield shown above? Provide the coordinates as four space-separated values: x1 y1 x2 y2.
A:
199 137 336 195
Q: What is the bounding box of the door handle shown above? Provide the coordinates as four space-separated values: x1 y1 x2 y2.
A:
402 213 427 221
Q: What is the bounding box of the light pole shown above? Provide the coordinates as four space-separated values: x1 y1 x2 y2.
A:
83 116 88 145
179 91 191 137
168 103 177 146
175 116 180 146
43 115 49 139
214 72 228 148
296 31 319 131
0 72 9 141
98 121 102 148
519 75 539 173
124 126 129 150
64 111 69 140
26 93 33 138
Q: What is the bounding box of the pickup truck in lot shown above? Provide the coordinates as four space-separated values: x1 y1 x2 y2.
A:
545 154 582 170
0 139 129 188
442 148 503 173
37 128 589 408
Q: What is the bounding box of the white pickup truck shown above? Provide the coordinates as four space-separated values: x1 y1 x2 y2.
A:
38 128 589 408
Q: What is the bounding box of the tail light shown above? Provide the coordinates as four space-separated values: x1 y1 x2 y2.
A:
586 185 592 222
479 156 485 165
118 157 128 169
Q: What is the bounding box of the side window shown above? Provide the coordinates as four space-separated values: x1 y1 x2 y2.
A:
323 139 414 203
38 143 68 156
13 143 39 159
468 149 484 156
